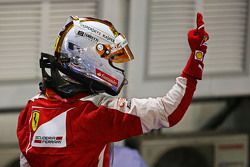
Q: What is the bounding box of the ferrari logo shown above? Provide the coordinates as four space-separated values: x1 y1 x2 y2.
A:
32 110 40 131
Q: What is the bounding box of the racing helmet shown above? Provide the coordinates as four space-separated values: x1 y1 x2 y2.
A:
51 16 134 96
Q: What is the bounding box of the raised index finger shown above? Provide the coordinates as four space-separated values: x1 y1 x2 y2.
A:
196 12 205 35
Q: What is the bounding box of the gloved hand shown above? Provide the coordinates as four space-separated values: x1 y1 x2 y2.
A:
182 13 209 80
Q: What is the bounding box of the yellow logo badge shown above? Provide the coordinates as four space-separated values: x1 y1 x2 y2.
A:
32 110 40 131
195 50 204 61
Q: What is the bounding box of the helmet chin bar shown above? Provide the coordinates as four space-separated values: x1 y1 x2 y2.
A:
108 58 128 86
40 53 125 97
63 57 127 96
40 53 92 98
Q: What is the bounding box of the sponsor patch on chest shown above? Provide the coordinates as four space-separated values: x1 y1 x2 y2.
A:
31 111 69 148
34 136 64 145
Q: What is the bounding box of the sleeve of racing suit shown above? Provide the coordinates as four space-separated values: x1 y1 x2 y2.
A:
94 75 197 142
81 76 196 143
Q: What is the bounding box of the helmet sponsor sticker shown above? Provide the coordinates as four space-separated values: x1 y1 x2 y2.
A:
79 22 115 43
102 34 115 43
32 110 40 131
96 68 118 87
77 30 99 43
81 24 102 36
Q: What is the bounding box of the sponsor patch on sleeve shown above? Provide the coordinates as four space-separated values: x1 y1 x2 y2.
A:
195 50 204 61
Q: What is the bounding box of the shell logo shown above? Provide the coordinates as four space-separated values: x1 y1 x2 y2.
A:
195 50 204 61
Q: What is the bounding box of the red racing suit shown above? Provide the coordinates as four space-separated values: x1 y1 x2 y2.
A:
17 74 196 167
17 12 208 167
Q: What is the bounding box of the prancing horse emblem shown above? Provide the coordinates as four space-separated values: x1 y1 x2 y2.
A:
32 110 40 131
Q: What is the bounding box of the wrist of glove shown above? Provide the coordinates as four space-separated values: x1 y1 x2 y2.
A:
182 51 204 80
182 13 209 80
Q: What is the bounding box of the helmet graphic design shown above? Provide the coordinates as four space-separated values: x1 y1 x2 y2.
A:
53 16 134 96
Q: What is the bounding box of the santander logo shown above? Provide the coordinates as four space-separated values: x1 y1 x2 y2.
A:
96 69 118 87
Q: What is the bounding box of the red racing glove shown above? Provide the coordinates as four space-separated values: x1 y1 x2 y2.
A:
182 13 209 80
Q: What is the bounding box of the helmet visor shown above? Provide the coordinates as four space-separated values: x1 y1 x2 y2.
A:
109 33 134 63
110 44 134 63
